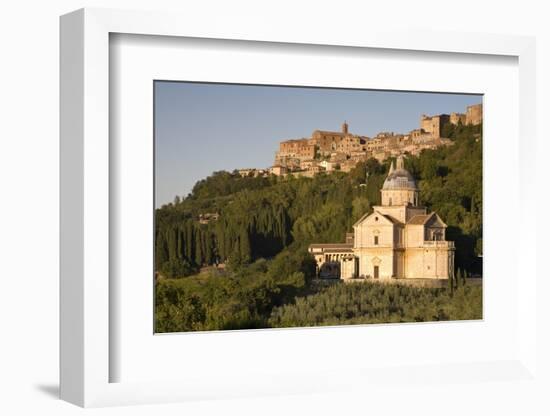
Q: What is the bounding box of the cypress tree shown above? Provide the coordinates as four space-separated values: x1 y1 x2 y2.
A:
239 229 251 264
195 229 203 266
155 231 168 270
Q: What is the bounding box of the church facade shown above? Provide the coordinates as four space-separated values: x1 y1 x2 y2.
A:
308 156 455 281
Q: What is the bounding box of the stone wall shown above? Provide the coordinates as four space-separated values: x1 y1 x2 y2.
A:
405 224 424 247
450 112 466 125
355 247 395 279
404 247 450 279
381 188 418 207
420 114 450 138
353 216 394 249
466 103 483 125
277 139 316 160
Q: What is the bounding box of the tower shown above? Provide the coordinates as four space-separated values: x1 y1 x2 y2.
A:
380 156 419 207
342 121 349 135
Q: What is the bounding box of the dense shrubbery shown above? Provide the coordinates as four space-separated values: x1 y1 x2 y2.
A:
156 272 482 332
155 247 316 332
159 258 197 278
269 281 482 328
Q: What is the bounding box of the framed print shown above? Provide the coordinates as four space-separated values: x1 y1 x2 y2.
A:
60 8 539 408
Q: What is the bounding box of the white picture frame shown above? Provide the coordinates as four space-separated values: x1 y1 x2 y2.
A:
60 7 538 408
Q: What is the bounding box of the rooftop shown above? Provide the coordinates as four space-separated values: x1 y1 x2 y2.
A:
407 214 433 225
381 213 403 225
382 156 418 191
308 243 353 253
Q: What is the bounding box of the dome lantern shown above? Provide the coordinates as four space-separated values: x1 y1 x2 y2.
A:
382 156 417 191
381 155 419 206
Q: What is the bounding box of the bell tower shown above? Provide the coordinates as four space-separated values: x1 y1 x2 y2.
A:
342 121 349 135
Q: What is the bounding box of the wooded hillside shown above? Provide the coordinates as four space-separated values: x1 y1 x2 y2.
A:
156 122 482 277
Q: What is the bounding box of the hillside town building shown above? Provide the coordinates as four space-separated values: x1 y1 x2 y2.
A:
308 156 455 281
420 113 450 138
465 103 483 126
270 103 481 177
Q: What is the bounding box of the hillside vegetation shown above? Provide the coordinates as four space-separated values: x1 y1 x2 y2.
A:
155 122 482 332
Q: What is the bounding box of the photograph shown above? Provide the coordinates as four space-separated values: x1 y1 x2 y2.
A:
154 81 483 333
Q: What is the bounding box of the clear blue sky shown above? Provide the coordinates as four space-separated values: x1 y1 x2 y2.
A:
155 81 481 207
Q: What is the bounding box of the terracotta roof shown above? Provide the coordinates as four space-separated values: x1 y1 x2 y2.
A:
426 213 448 228
381 214 403 225
308 243 353 252
353 211 403 227
407 213 434 225
281 138 310 144
314 130 345 136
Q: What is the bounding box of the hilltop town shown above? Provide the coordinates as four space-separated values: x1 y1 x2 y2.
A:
238 103 482 178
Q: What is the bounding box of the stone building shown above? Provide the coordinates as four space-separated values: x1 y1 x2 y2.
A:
237 168 255 177
319 160 337 172
198 213 219 225
237 168 268 177
275 138 316 164
299 159 317 170
450 112 466 125
466 103 483 125
310 122 368 156
309 156 455 281
420 114 450 138
334 135 368 154
270 165 288 176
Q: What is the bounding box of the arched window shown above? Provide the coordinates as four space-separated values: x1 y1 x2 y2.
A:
389 197 392 206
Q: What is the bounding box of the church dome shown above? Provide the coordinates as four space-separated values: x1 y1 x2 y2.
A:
382 156 418 190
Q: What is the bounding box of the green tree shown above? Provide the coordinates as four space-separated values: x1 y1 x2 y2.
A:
352 196 371 223
160 258 196 278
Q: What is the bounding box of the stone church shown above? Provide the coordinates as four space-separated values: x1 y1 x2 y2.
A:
308 156 455 281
